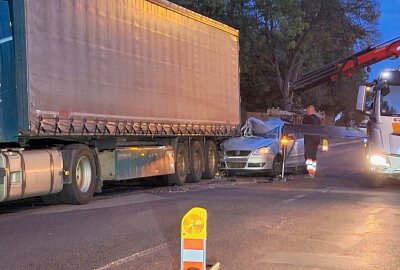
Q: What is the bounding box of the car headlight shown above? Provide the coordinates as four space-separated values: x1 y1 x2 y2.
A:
369 155 390 166
252 147 269 156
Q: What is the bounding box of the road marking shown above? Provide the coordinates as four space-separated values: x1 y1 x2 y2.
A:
260 185 400 197
322 187 334 193
32 193 167 215
95 242 170 270
284 193 306 203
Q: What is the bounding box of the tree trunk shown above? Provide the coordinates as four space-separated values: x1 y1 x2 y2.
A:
282 79 292 111
282 52 306 111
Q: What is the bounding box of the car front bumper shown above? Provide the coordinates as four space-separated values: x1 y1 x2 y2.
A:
220 155 273 171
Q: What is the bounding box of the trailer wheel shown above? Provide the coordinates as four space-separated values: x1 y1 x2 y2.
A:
202 140 218 179
61 144 96 204
187 141 204 183
167 142 188 186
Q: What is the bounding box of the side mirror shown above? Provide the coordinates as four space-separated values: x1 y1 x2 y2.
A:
374 80 390 96
382 87 390 97
334 112 343 122
374 80 388 91
356 85 368 112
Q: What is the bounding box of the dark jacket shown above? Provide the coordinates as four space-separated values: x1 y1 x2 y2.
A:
302 114 321 146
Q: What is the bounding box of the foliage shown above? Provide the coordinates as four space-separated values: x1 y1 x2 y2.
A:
169 0 380 113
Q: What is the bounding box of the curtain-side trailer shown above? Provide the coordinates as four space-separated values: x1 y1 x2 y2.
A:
0 0 240 204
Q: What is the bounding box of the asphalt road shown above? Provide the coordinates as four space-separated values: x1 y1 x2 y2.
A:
1 141 400 270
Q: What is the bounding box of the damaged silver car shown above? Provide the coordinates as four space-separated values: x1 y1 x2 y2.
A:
220 118 306 175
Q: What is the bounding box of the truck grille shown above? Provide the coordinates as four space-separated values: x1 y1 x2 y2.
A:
225 150 251 157
226 162 247 169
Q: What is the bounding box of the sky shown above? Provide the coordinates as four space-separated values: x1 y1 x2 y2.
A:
368 0 400 80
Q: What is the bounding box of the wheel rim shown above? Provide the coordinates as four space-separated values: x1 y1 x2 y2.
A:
75 156 92 193
193 150 201 175
177 151 186 180
208 148 216 173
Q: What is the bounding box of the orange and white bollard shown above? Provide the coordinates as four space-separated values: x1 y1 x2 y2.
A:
181 207 207 270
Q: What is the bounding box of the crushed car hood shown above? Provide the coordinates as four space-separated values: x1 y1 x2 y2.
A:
222 137 276 151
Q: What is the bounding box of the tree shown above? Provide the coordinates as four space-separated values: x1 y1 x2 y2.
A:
169 0 279 112
169 0 379 113
250 0 379 110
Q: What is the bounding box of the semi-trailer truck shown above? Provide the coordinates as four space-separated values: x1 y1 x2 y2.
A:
0 0 240 204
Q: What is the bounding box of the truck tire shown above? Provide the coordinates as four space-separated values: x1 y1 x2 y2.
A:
61 144 96 204
365 173 384 188
167 142 188 186
187 140 204 183
202 140 218 179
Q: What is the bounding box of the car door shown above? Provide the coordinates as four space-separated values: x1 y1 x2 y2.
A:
283 131 297 166
295 134 305 165
283 132 305 167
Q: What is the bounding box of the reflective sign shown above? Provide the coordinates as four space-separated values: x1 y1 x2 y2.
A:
181 207 207 240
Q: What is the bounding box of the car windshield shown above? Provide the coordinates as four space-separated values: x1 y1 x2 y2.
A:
381 85 400 116
263 126 280 139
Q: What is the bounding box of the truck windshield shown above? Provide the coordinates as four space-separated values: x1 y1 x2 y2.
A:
381 86 400 116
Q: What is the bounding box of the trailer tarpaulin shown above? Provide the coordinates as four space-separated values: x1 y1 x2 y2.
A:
21 0 240 137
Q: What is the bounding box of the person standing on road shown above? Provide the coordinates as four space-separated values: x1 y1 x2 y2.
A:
302 105 321 178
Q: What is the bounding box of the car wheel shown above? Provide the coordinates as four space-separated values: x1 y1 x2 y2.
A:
365 173 384 188
271 155 282 176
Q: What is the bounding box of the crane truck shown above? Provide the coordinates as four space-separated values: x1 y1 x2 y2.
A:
0 0 240 204
291 37 400 187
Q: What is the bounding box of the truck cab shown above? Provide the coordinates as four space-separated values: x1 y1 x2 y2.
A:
357 69 400 187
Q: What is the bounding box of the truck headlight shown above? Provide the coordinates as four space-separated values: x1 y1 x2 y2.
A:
252 147 269 156
369 155 390 166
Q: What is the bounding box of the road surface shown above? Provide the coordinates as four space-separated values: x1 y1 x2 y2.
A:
0 141 399 270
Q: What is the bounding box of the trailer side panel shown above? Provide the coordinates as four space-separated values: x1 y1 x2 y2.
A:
23 0 240 137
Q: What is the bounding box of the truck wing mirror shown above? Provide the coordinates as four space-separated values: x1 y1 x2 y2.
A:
374 80 389 94
356 85 368 112
381 87 390 96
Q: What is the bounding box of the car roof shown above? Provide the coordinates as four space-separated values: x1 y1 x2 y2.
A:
263 118 285 130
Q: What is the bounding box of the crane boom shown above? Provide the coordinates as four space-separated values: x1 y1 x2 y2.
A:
293 37 400 92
